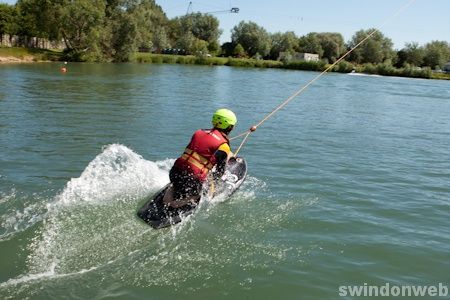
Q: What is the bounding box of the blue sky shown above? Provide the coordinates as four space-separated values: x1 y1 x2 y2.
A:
2 0 449 49
157 0 450 49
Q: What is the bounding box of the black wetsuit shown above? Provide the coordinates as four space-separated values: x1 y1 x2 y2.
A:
169 149 228 201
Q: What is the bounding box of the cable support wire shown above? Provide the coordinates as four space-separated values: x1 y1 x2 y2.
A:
231 0 416 156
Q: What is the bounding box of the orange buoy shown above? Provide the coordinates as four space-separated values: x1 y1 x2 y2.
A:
60 61 68 73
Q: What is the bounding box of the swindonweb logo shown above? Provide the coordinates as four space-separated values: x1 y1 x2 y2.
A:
339 283 449 297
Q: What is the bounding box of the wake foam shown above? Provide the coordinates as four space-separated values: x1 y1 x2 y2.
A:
52 144 171 208
0 190 49 241
1 144 318 298
25 144 171 273
0 144 171 242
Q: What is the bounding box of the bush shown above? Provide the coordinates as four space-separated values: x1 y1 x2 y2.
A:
430 72 450 80
334 60 355 73
135 53 151 63
226 58 255 67
282 60 326 71
206 57 227 66
176 56 196 64
162 55 177 64
361 63 377 74
194 57 208 65
62 49 85 62
150 55 163 63
258 60 283 68
376 63 398 76
400 66 432 78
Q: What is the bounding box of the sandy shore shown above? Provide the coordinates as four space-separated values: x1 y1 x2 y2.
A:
0 55 35 63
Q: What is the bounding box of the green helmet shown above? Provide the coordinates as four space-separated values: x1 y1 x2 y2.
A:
212 108 237 130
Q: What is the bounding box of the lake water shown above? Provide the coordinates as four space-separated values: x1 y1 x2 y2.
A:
0 63 449 299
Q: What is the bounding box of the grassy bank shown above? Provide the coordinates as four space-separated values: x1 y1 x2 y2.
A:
134 53 283 68
134 53 450 80
430 72 450 80
0 47 62 62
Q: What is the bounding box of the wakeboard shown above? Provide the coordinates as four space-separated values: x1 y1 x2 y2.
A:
137 157 247 229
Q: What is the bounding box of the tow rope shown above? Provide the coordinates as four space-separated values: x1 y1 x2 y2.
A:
231 0 416 156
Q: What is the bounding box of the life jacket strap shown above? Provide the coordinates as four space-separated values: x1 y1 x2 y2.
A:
181 148 214 174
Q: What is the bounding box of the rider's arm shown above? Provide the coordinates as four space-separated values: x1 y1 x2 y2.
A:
214 143 232 179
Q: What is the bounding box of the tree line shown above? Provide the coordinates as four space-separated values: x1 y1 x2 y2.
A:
0 0 449 68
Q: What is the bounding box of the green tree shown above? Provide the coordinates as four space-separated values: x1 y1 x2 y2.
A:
14 0 40 38
220 42 235 57
231 21 271 58
207 40 220 56
233 43 246 58
192 38 208 57
189 13 221 44
316 32 345 63
14 0 169 61
104 0 167 61
0 4 15 36
395 48 408 68
269 31 298 60
347 29 395 64
16 0 105 58
422 40 450 69
404 42 425 66
16 0 68 39
110 13 138 62
169 12 221 53
298 33 324 57
362 39 383 64
128 0 168 51
396 42 425 67
175 31 196 53
151 27 169 53
59 0 105 56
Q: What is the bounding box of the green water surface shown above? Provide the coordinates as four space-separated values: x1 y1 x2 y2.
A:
0 63 449 299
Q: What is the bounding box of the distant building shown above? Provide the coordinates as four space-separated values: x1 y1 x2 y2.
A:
278 52 320 62
443 62 450 73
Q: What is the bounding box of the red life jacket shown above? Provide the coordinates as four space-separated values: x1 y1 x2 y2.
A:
174 129 229 181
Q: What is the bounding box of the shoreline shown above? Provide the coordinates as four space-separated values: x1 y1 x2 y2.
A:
0 47 62 64
134 53 450 81
0 55 36 63
1 51 449 81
